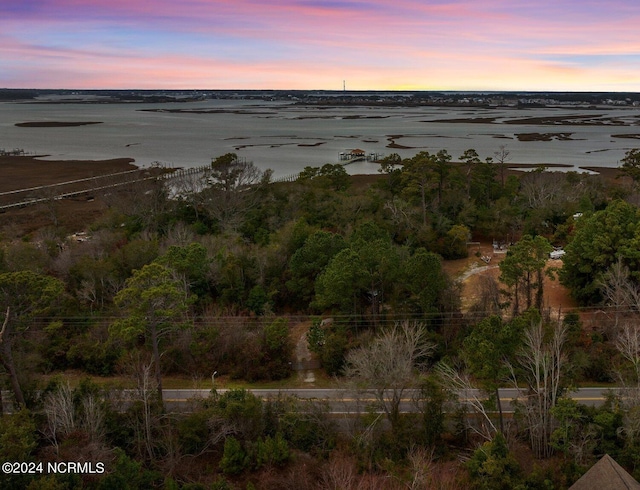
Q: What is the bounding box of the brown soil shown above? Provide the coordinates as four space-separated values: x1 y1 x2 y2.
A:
446 241 577 315
350 173 385 188
579 165 625 182
0 155 137 192
0 155 139 237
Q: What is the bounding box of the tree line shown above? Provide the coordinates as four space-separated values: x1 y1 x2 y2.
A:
2 148 640 488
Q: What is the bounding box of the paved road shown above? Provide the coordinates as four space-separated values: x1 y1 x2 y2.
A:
161 387 622 413
0 387 623 414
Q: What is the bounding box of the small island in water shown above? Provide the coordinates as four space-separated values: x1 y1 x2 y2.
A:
15 121 103 128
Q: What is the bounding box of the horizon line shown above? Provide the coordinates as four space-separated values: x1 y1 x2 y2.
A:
3 87 640 95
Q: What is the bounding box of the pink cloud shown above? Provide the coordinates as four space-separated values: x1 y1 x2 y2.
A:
2 0 640 90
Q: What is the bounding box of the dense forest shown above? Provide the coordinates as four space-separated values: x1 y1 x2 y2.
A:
3 147 640 488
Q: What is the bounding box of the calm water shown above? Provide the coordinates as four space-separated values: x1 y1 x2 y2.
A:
1 100 640 178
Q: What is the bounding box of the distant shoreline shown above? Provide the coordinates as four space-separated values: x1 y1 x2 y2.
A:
0 154 624 194
3 88 640 108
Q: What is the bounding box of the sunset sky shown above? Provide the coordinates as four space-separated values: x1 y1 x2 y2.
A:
2 0 640 91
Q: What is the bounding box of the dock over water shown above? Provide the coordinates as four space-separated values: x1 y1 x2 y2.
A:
339 148 384 163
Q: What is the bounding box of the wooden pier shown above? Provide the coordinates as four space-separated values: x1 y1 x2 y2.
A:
0 152 384 208
0 148 29 157
338 149 384 163
0 164 210 211
273 150 384 184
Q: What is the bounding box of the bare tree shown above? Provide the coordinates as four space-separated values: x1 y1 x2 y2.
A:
343 321 435 431
612 321 640 445
403 446 435 490
600 257 640 330
169 168 209 220
163 222 197 248
77 278 99 312
44 382 76 453
494 145 511 189
81 394 105 443
510 320 568 458
520 169 565 209
320 452 358 490
604 324 640 461
616 322 640 384
123 352 161 461
42 380 109 467
435 362 498 441
384 196 418 233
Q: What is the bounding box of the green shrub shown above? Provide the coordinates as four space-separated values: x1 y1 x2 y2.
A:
213 390 264 441
98 448 163 489
211 478 233 490
220 436 248 475
467 433 522 490
279 402 336 455
255 433 290 468
320 331 348 376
